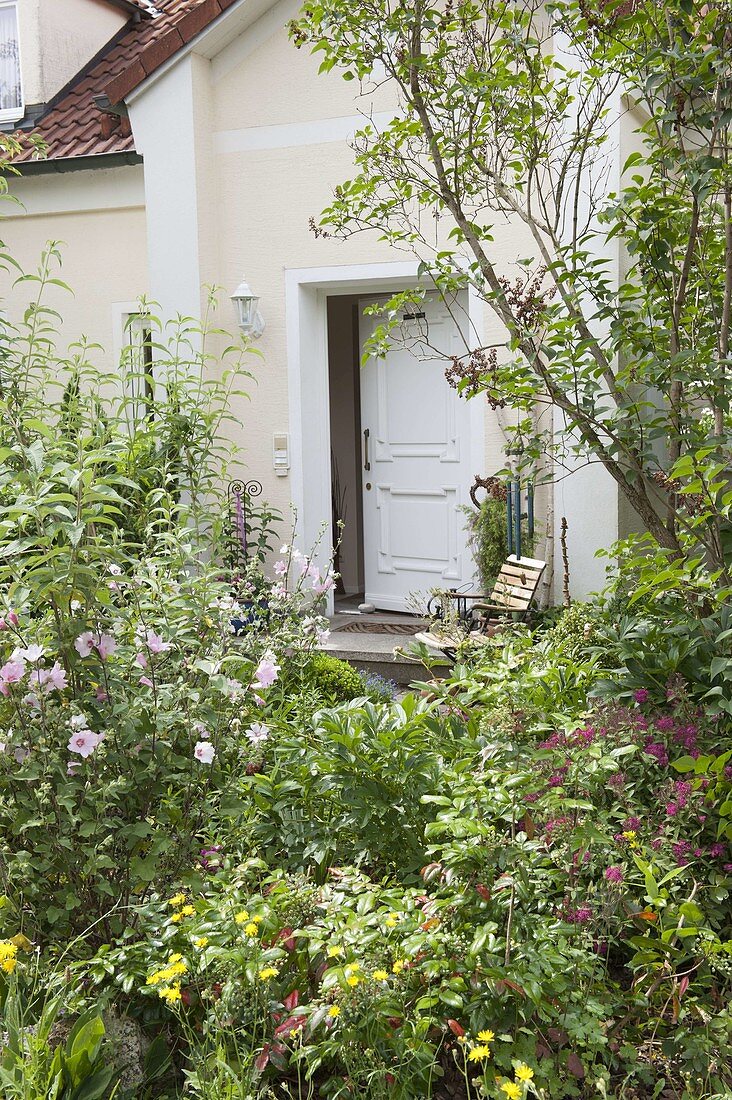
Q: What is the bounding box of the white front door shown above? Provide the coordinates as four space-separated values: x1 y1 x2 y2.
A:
359 293 476 612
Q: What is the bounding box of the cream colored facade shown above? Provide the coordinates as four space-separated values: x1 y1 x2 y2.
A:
2 0 639 602
17 0 127 108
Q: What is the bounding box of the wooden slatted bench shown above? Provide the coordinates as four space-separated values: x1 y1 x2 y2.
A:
416 556 547 655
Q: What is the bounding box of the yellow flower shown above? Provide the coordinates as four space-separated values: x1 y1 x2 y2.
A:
327 945 344 958
392 959 406 974
252 915 263 924
0 941 18 962
500 1083 521 1100
385 917 397 928
258 967 279 980
170 912 185 923
194 937 209 949
234 910 250 924
515 1064 534 1083
346 975 361 987
244 922 259 937
168 893 186 907
346 962 361 972
159 983 182 1004
168 953 183 964
468 1045 491 1063
1 958 17 974
373 969 389 981
477 1029 495 1043
328 1005 340 1018
622 830 636 840
180 905 195 917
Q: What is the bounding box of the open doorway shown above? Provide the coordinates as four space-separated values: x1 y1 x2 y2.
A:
326 295 365 605
326 290 479 613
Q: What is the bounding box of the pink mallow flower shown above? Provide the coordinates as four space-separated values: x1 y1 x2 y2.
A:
67 729 103 758
135 652 148 669
74 632 116 660
194 741 215 764
26 662 67 694
142 630 171 655
253 653 279 689
96 634 117 661
0 657 26 695
273 560 288 576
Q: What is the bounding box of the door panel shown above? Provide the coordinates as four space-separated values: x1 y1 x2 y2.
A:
360 294 476 611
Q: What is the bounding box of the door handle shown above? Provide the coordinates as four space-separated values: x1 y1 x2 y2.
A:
363 428 371 471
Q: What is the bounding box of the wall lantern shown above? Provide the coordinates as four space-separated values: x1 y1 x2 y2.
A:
231 276 265 338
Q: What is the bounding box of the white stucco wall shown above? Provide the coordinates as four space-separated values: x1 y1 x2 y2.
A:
17 0 127 107
1 165 148 381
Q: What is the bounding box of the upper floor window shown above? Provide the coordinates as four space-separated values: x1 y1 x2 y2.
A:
0 1 22 124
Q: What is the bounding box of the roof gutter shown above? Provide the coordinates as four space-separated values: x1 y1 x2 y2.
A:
16 152 143 176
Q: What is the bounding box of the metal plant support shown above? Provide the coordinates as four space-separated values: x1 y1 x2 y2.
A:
227 478 263 568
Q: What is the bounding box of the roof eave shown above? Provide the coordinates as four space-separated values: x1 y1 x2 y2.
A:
101 0 154 19
16 151 144 175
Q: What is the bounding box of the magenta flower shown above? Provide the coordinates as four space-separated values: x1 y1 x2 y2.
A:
634 688 649 704
67 729 103 758
138 675 154 689
194 741 215 764
604 866 624 884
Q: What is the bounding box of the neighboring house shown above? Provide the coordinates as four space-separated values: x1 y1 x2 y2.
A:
1 0 636 608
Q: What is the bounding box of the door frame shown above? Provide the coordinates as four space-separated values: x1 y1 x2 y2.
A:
285 261 485 615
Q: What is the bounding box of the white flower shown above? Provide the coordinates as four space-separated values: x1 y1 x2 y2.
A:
18 644 44 663
194 741 215 764
69 713 89 729
279 544 289 555
246 723 270 746
108 564 122 576
316 628 331 645
70 599 82 612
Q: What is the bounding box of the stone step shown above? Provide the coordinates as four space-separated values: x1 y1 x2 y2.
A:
322 616 450 685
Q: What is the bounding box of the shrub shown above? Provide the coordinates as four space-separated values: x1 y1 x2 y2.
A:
305 654 366 702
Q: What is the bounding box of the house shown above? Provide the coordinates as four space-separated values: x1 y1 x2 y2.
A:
1 0 636 610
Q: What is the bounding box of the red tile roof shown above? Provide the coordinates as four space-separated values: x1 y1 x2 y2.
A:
14 0 237 166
